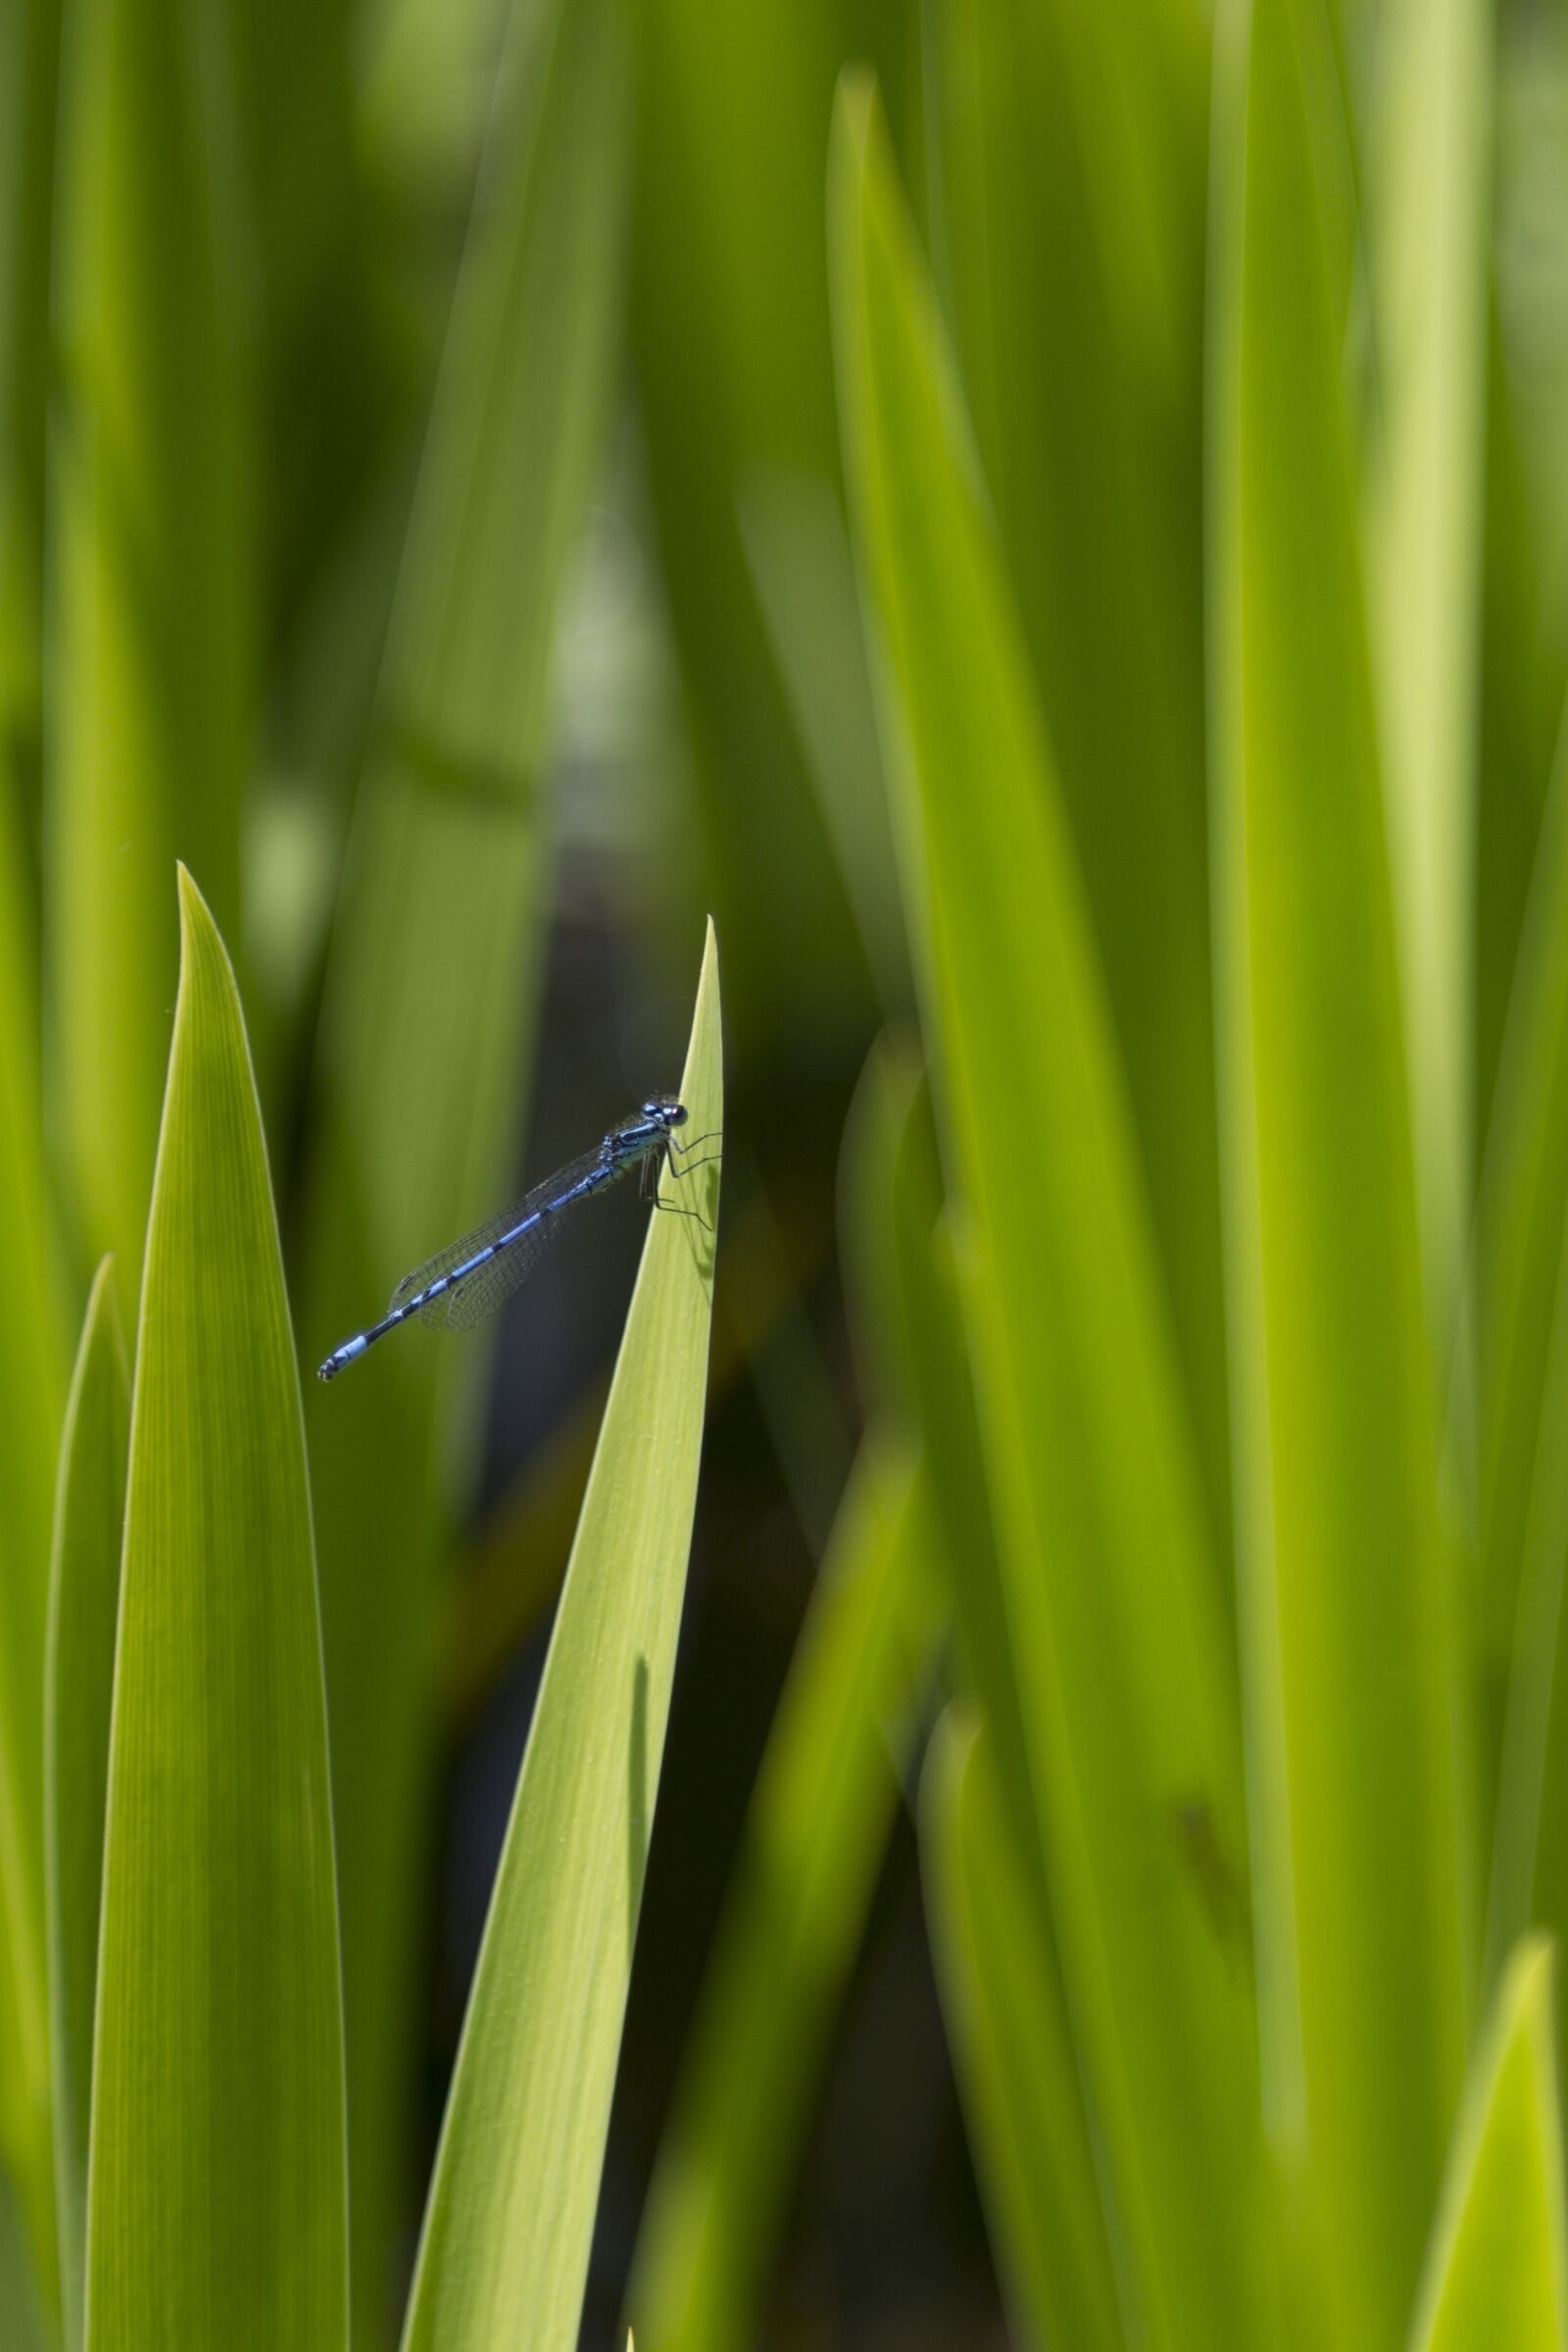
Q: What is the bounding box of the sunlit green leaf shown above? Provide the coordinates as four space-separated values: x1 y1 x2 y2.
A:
1208 0 1468 2335
1408 1937 1568 2351
86 870 346 2351
627 1430 931 2352
44 1257 126 2351
1364 0 1492 1328
831 75 1278 2349
399 923 720 2352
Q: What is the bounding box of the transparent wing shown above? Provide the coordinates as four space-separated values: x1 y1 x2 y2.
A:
389 1150 615 1332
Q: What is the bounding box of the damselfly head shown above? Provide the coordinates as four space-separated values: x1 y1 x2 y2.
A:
644 1096 688 1128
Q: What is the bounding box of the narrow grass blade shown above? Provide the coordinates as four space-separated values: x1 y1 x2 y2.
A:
86 870 346 2351
1407 1937 1568 2351
627 1433 931 2352
44 1258 126 2351
49 0 253 1291
831 78 1278 2350
1364 0 1493 1328
399 924 720 2352
922 1707 1127 2352
0 780 64 2273
300 0 629 2322
1208 1 1468 2337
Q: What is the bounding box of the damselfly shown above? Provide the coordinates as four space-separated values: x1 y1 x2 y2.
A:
318 1096 718 1382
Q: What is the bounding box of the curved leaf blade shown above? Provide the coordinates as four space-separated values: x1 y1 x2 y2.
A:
400 922 721 2352
44 1257 127 2350
85 870 346 2352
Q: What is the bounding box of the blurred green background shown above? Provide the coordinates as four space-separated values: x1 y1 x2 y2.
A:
8 0 1568 2342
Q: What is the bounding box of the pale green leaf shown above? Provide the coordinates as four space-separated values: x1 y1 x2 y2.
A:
922 1707 1126 2352
627 1431 931 2352
1208 0 1468 2337
299 0 629 2323
399 923 721 2352
49 0 254 1291
1408 1936 1568 2351
85 870 346 2351
1365 0 1493 1327
44 1258 126 2352
830 76 1277 2350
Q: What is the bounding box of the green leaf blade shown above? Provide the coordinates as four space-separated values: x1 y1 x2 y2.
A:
1409 1937 1568 2352
922 1705 1127 2352
400 923 721 2352
1209 0 1469 2336
86 870 346 2352
627 1431 931 2352
49 0 254 1290
830 76 1276 2352
45 1257 127 2351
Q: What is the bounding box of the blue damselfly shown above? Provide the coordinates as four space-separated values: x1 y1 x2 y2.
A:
318 1097 717 1381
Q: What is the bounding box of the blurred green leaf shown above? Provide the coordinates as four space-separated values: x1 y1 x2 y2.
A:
0 778 64 2277
628 1430 932 2352
0 0 60 802
0 2155 47 2352
884 1049 1128 2342
922 1707 1127 2352
44 1257 126 2352
1475 319 1564 1172
1208 0 1468 2336
49 0 255 1292
924 0 1230 1565
399 923 720 2352
1363 0 1492 1327
299 0 630 2324
739 470 906 1013
86 871 346 2351
1480 731 1568 1929
1408 1937 1568 2351
630 0 871 1057
831 76 1277 2349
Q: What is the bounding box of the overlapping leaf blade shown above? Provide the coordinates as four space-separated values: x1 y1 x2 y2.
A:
399 924 720 2352
1208 0 1468 2337
299 0 630 2322
627 1432 930 2352
831 78 1277 2350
